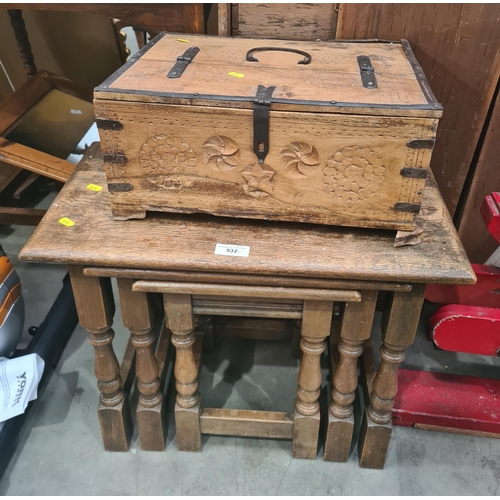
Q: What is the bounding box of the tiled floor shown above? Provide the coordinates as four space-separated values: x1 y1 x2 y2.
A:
1 211 500 495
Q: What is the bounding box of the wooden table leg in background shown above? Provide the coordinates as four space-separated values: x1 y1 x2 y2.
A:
164 293 202 451
117 279 165 451
292 300 333 459
358 284 426 469
324 291 377 462
68 265 132 451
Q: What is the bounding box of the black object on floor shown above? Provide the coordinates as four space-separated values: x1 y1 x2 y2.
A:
0 272 78 479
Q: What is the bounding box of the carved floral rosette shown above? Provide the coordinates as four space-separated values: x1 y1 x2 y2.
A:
324 146 385 202
139 135 197 187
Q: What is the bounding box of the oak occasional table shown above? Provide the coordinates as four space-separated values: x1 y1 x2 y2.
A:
19 144 475 468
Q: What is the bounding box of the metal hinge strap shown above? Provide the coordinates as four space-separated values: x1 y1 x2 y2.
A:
108 183 133 192
400 168 428 179
95 118 123 131
167 47 200 79
394 202 421 213
102 153 128 164
407 138 435 149
357 56 377 89
253 85 276 163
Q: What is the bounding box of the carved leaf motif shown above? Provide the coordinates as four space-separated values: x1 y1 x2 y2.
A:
202 135 240 171
281 142 320 176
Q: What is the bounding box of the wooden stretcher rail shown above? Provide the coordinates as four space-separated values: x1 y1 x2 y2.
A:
200 408 294 439
192 298 303 319
132 281 362 302
82 267 414 292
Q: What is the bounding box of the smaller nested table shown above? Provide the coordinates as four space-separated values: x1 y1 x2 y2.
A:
20 144 474 468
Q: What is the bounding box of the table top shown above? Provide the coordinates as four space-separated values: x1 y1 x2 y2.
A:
20 143 475 286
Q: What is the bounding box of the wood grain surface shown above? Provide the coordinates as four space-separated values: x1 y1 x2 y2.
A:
19 143 475 286
200 408 294 439
100 33 429 110
132 281 361 302
0 137 75 182
234 3 338 41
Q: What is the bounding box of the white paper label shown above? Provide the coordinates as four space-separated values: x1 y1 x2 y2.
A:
214 243 250 257
0 354 44 423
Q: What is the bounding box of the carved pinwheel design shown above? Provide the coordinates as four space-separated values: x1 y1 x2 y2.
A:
281 142 320 176
323 146 385 202
241 163 276 199
202 135 241 171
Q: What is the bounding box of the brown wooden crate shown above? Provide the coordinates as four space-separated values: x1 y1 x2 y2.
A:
95 34 441 229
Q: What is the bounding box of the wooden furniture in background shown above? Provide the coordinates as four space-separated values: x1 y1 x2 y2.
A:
0 69 91 182
3 4 210 38
228 3 338 40
0 4 212 226
19 144 474 468
0 65 93 225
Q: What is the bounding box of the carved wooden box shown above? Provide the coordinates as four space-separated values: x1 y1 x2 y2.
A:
94 33 442 230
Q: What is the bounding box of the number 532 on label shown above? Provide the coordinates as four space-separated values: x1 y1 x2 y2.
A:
214 243 250 257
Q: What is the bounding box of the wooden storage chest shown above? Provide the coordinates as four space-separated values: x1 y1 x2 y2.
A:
94 33 442 230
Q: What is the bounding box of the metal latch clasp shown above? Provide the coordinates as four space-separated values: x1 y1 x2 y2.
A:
167 47 200 79
357 56 378 89
253 85 276 163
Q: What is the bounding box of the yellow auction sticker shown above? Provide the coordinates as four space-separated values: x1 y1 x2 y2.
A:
228 72 244 78
177 38 190 43
86 184 102 192
58 217 75 227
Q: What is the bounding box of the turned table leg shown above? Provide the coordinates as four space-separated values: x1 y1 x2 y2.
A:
292 300 333 459
324 290 377 462
117 279 165 451
358 284 426 469
164 293 202 451
68 265 132 451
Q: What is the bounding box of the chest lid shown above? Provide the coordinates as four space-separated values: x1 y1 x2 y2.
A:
95 33 442 118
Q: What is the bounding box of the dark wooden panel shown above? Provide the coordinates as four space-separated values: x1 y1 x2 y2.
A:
1 4 207 34
0 162 20 192
336 3 500 217
234 3 338 40
0 71 52 134
456 83 500 263
0 206 45 225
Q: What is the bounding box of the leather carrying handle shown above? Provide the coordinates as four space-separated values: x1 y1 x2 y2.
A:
246 47 312 65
